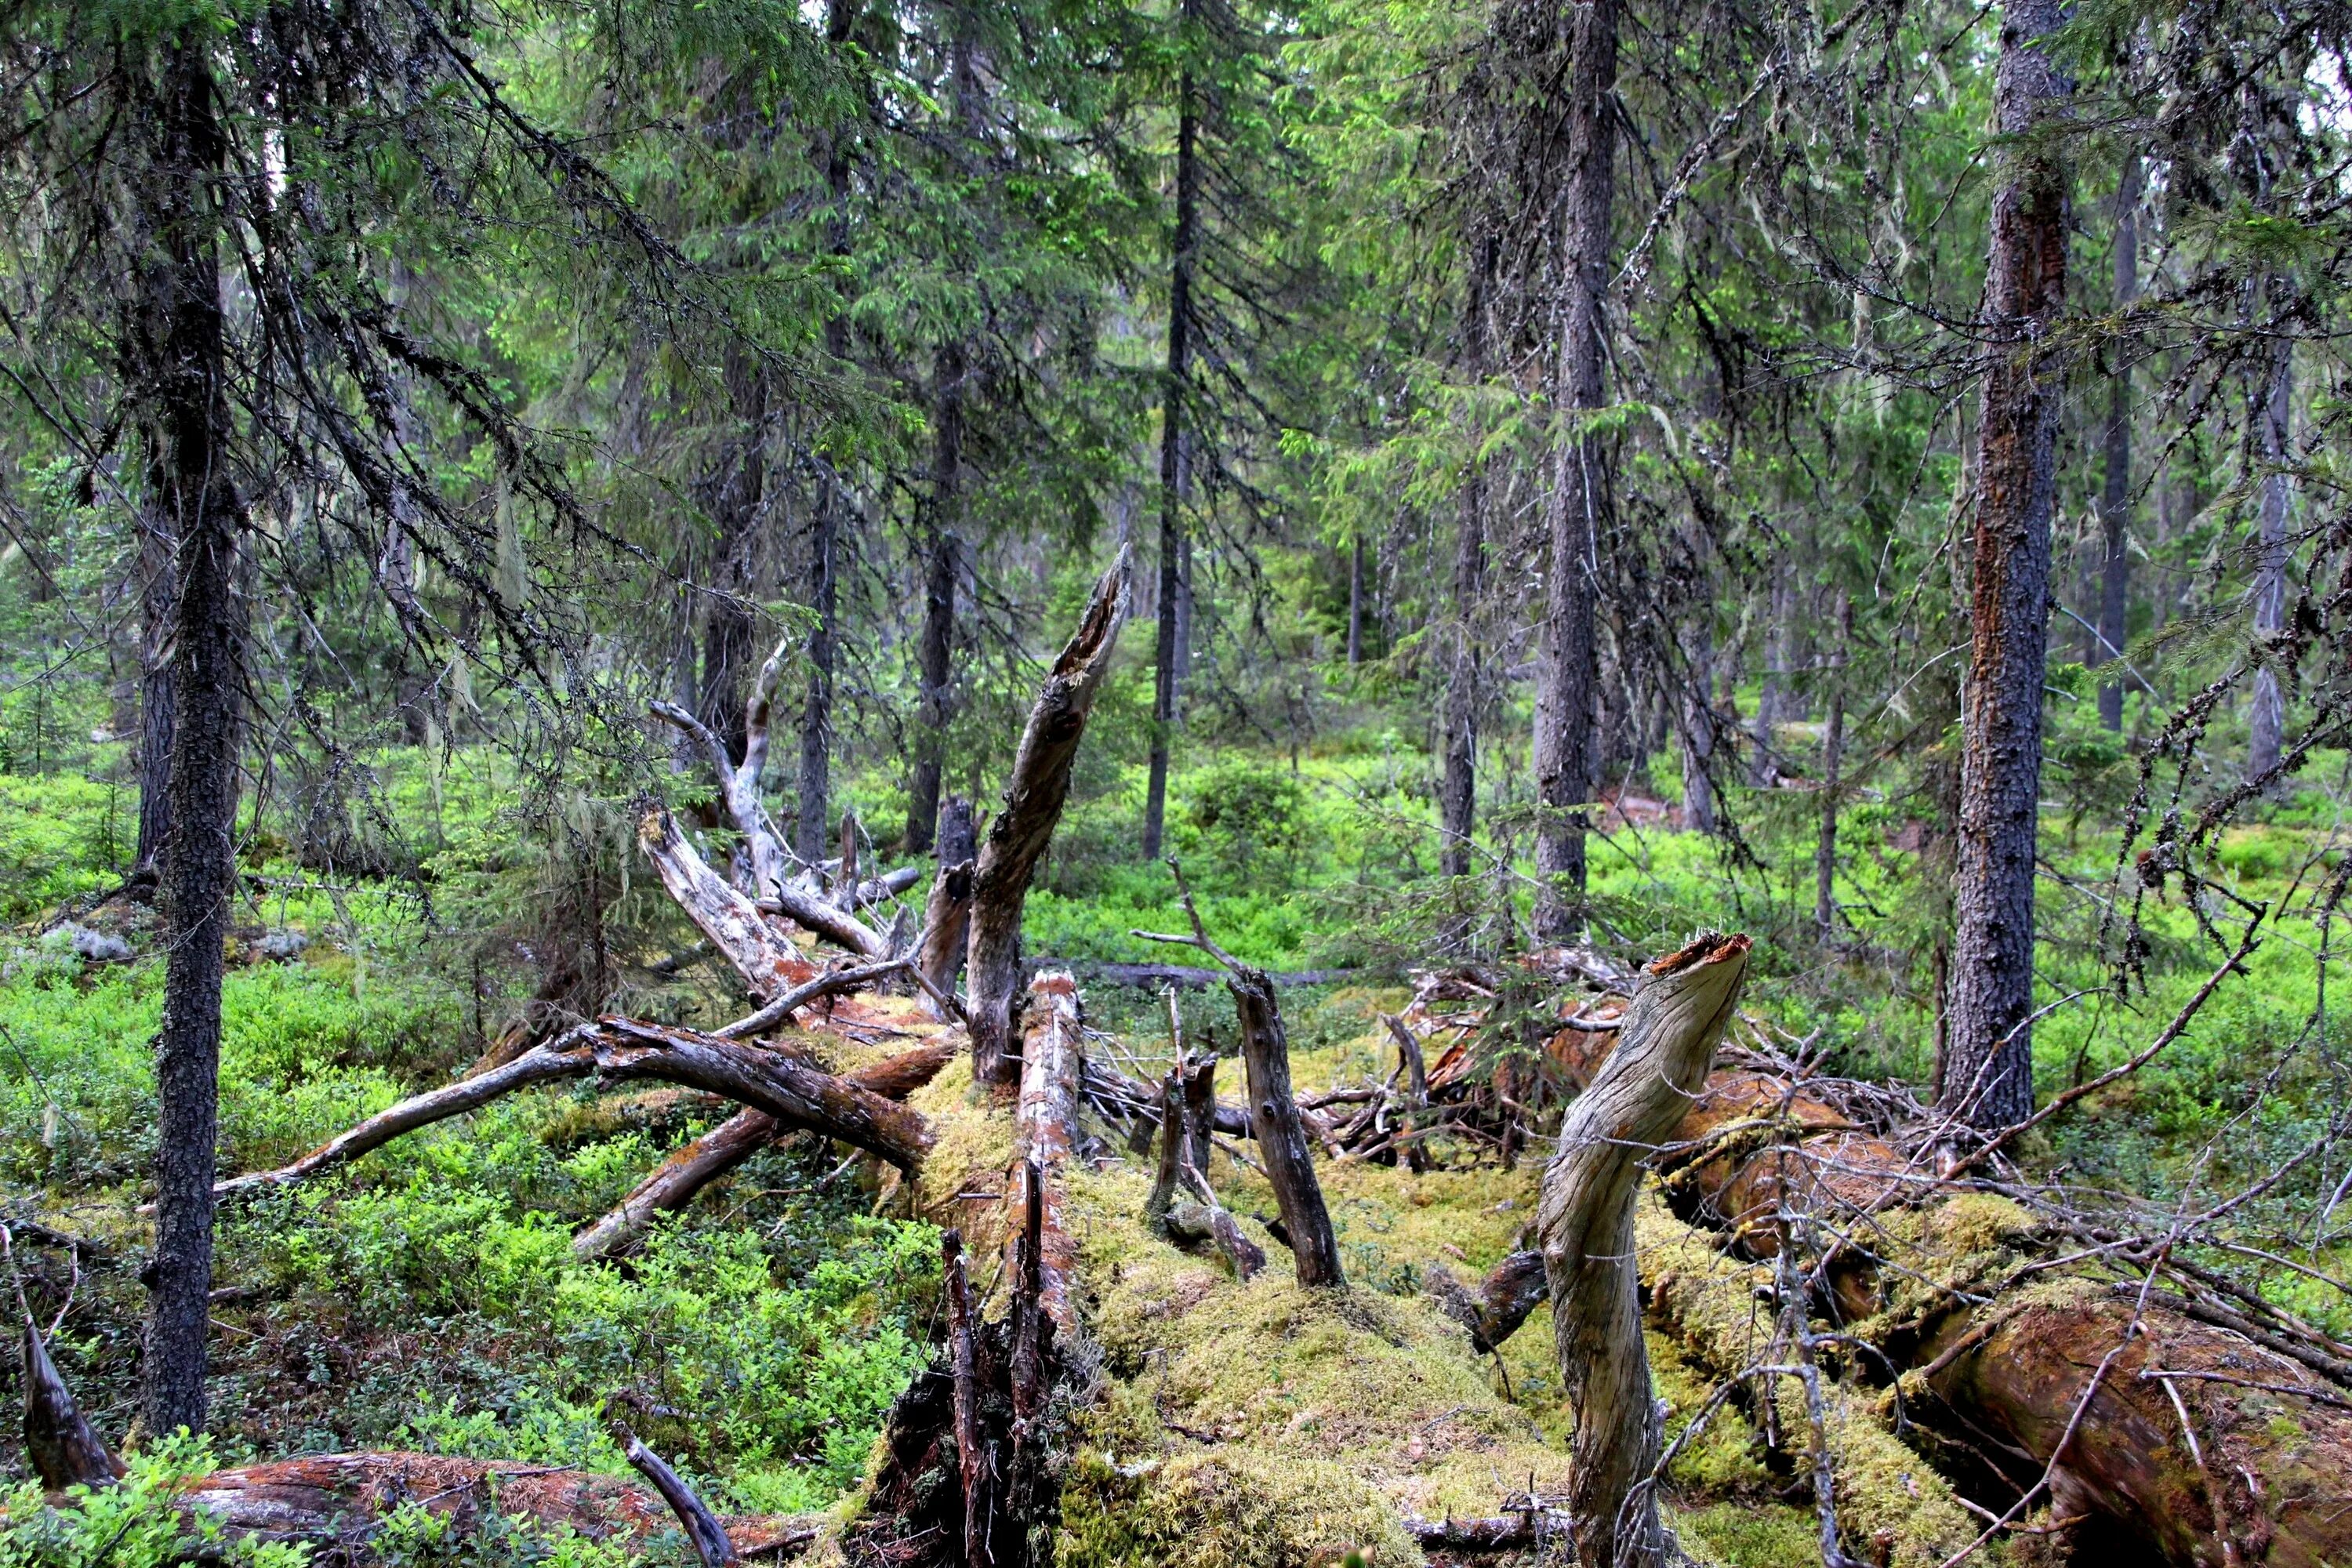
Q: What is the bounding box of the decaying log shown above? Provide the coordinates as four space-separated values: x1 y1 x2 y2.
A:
572 1042 953 1258
639 806 818 998
1402 1512 1558 1552
942 1231 990 1568
757 881 884 959
588 1018 932 1172
967 553 1130 1083
917 860 974 1021
1229 962 1345 1288
1010 974 1083 1337
1171 1163 1266 1281
614 1424 740 1567
170 1451 813 1555
220 1025 936 1200
1428 1248 1545 1357
24 1321 124 1489
1537 930 1749 1568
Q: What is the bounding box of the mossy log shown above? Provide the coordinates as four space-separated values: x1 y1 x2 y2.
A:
967 553 1130 1083
1537 931 1749 1568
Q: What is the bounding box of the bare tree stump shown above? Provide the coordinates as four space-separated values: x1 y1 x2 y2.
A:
24 1322 123 1489
1537 931 1749 1568
942 1230 989 1568
1229 964 1344 1288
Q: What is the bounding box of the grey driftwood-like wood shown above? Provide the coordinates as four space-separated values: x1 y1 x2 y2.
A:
637 805 818 999
217 1023 936 1200
614 1425 741 1568
1009 972 1083 1336
1537 931 1748 1568
942 1229 989 1568
917 859 974 1020
1229 963 1345 1288
715 957 913 1040
24 1322 125 1489
966 552 1130 1083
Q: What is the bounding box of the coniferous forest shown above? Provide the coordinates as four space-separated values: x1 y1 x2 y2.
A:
4 0 2352 1562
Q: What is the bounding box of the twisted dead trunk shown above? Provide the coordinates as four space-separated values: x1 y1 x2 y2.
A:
1537 931 1748 1568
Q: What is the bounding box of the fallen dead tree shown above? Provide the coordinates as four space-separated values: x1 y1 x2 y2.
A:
1441 946 2352 1567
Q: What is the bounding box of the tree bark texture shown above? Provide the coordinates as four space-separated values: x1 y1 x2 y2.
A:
796 476 840 864
1679 613 1716 836
1229 964 1345 1287
133 510 176 875
2093 157 2140 733
698 341 769 769
615 1427 741 1568
1537 931 1748 1568
967 554 1130 1082
143 31 248 1439
1530 0 1618 941
906 349 964 855
1142 64 1198 863
637 805 820 997
1944 0 2070 1132
1011 973 1083 1338
1439 234 1495 880
918 858 975 1018
2249 322 2292 782
25 1323 126 1489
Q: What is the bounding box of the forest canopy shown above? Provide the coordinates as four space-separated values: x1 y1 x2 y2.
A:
3 0 2351 1562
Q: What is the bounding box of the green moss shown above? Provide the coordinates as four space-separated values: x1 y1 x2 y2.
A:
1671 1501 1823 1567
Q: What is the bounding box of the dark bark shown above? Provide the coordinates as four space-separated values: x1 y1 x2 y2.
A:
917 860 975 1018
967 557 1130 1082
133 510 176 876
699 341 769 769
1439 234 1495 880
25 1323 125 1489
1382 1013 1430 1174
2093 157 2140 733
906 349 964 855
1680 616 1717 836
1538 933 1747 1568
1345 534 1364 667
1530 0 1618 941
1228 965 1343 1287
1944 0 2071 1133
614 1427 740 1568
143 32 247 1438
1181 1054 1218 1171
1142 61 1198 862
797 477 840 864
942 1231 989 1568
1145 1069 1186 1232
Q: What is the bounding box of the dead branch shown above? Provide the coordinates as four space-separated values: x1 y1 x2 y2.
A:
967 552 1131 1083
1428 1249 1545 1356
639 805 818 998
1538 931 1750 1568
23 1321 123 1489
917 861 974 1021
613 1423 741 1568
717 959 914 1040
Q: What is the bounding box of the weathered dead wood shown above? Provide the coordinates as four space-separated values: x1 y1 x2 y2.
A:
1402 1512 1556 1552
1429 1248 1546 1357
1383 1012 1432 1174
717 958 913 1040
1027 959 1363 990
170 1452 813 1555
587 1018 932 1172
1010 973 1083 1338
757 882 884 958
852 865 927 909
917 860 974 1021
614 1424 740 1567
1172 1163 1266 1281
967 553 1130 1083
216 1042 599 1198
1229 964 1345 1289
1182 1054 1221 1168
639 805 818 998
1538 931 1748 1568
220 1026 935 1200
572 1042 953 1259
24 1321 123 1489
942 1230 989 1568
1145 1068 1187 1232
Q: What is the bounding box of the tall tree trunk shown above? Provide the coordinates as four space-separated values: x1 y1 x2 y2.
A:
800 0 858 855
1814 597 1849 935
1679 617 1716 836
906 347 965 855
2094 157 2140 733
134 509 176 877
143 33 246 1436
1439 234 1494 878
700 344 768 768
1530 0 1619 942
2248 319 2292 782
1345 534 1363 667
1944 0 2071 1134
1142 64 1198 863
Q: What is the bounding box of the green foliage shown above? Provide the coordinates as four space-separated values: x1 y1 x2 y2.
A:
0 1435 310 1568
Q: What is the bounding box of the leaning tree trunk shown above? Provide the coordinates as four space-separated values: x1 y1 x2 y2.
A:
1530 0 1619 942
142 31 247 1439
1944 0 2071 1133
2093 155 2140 734
967 555 1131 1082
1537 931 1748 1568
1142 53 1198 864
1229 964 1344 1287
